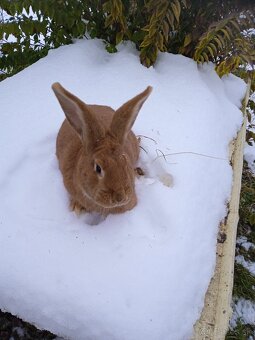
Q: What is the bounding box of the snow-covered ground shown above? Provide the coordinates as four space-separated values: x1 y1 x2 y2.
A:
244 136 255 175
230 298 255 329
230 297 255 339
0 39 246 339
236 255 255 276
244 88 255 174
236 236 255 251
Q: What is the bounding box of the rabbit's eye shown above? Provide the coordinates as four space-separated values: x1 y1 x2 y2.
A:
94 163 102 175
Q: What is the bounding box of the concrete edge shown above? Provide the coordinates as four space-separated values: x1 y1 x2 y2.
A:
192 79 251 340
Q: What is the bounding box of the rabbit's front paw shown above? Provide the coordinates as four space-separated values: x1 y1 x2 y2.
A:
69 198 85 215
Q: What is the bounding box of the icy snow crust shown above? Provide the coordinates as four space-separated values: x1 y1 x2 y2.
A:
0 39 246 339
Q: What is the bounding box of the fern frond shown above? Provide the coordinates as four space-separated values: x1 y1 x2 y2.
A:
216 56 241 77
103 0 127 45
140 0 187 67
216 30 255 77
194 16 240 64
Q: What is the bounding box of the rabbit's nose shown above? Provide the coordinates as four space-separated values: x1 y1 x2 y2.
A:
114 191 125 204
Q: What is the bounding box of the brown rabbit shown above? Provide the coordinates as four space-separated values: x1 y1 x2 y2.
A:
52 83 152 215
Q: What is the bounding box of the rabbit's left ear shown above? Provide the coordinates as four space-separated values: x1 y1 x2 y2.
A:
52 82 105 146
110 86 152 144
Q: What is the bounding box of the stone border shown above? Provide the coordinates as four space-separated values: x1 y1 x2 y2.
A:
192 79 251 340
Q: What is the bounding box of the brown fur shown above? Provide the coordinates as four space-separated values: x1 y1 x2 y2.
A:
52 83 152 215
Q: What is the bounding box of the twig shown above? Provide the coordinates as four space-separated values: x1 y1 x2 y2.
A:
139 145 148 154
137 134 157 144
156 149 167 162
153 151 228 162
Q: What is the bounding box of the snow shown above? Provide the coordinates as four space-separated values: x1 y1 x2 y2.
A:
244 89 255 174
230 298 255 329
244 140 255 174
237 236 255 251
236 255 255 276
0 39 246 339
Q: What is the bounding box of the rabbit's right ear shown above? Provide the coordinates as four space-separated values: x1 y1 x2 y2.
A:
110 86 152 144
52 83 104 145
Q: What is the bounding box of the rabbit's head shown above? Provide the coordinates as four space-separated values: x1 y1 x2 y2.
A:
52 83 152 211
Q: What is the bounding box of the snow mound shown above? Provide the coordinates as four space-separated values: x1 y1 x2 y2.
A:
0 39 246 339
